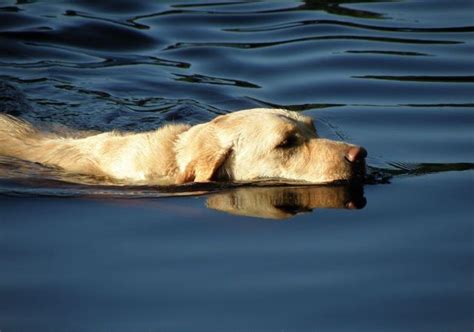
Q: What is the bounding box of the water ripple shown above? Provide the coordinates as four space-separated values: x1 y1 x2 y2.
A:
175 73 260 88
165 35 461 51
0 56 190 69
224 19 474 34
63 9 150 30
354 75 474 83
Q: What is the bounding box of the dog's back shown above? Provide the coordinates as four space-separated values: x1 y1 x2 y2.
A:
0 114 105 176
0 114 191 182
0 114 46 158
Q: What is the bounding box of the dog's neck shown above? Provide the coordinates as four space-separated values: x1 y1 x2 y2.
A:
136 123 192 184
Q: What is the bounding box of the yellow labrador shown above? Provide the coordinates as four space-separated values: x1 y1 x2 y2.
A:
0 108 367 185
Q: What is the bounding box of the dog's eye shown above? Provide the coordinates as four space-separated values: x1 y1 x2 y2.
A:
277 135 299 149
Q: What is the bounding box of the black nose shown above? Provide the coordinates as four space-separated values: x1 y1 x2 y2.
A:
345 146 367 163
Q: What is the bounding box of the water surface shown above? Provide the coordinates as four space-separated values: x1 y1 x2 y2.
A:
0 0 473 331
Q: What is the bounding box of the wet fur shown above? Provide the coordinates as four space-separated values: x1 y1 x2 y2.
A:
0 108 362 185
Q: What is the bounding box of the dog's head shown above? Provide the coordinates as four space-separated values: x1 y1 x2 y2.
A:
175 108 367 184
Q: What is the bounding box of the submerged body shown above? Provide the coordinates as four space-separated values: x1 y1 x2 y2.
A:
0 108 366 185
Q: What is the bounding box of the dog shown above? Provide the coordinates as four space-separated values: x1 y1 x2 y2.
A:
0 108 367 185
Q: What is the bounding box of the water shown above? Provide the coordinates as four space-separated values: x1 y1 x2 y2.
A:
0 0 473 330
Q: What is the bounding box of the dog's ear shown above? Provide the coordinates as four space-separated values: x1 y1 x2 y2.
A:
175 123 231 184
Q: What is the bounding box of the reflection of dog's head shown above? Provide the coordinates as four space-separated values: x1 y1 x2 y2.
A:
206 185 366 219
175 108 367 184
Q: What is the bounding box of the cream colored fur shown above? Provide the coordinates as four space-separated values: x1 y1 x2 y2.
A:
0 108 363 185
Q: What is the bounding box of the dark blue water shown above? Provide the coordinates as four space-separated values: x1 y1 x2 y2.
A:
0 0 473 331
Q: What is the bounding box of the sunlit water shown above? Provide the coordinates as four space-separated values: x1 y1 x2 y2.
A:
0 0 473 331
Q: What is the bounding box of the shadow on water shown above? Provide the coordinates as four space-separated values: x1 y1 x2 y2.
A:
207 184 366 219
0 160 368 219
1 152 473 219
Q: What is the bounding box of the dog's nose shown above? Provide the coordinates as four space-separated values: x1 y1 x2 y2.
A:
345 146 367 163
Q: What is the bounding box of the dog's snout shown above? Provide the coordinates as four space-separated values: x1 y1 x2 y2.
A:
345 146 367 163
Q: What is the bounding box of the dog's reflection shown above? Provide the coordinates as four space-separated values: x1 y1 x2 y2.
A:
206 185 366 219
